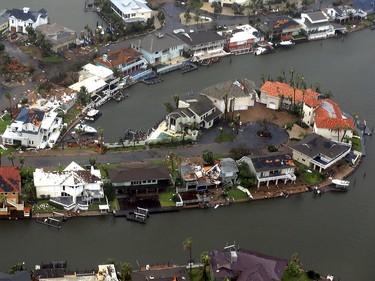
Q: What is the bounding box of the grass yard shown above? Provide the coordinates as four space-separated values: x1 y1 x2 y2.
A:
282 272 312 281
227 187 250 201
110 198 119 211
189 267 212 281
158 188 177 207
301 169 323 186
215 132 236 143
0 114 12 134
32 200 60 212
351 137 361 152
64 104 82 125
41 54 66 63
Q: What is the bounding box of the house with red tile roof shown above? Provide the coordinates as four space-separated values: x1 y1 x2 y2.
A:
259 81 321 111
259 81 355 142
0 166 25 218
313 99 355 142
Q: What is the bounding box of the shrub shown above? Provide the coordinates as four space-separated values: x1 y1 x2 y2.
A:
268 145 278 152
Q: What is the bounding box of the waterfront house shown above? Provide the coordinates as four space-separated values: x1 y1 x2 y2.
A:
178 158 225 192
259 81 321 112
173 29 227 62
79 63 114 82
132 265 190 281
33 161 104 210
6 7 48 34
94 47 148 78
166 95 221 133
291 133 351 172
2 108 62 149
257 15 302 40
210 246 287 281
35 23 77 53
222 24 264 55
312 99 355 142
108 163 170 196
218 158 239 187
130 32 185 65
69 75 107 96
110 0 152 23
297 11 335 40
0 10 9 33
0 167 26 218
237 153 296 188
201 79 256 113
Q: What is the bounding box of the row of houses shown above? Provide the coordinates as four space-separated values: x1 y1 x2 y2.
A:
1 244 292 281
0 130 352 215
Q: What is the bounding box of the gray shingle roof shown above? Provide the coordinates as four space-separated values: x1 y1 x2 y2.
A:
131 266 190 281
131 33 184 53
6 8 47 22
250 153 295 172
305 11 328 22
187 95 216 116
291 133 349 159
201 79 256 100
174 30 224 46
108 164 170 183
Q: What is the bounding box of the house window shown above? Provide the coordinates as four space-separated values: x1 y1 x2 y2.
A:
63 186 65 191
12 20 14 23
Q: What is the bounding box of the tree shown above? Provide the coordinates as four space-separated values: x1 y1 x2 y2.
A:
7 153 15 166
238 162 256 188
164 101 174 113
194 10 200 28
4 92 12 117
97 127 105 154
120 262 132 281
200 251 211 281
184 9 192 24
286 253 303 277
202 150 214 165
89 155 97 167
78 86 90 106
211 1 222 14
0 193 6 208
183 237 193 272
172 94 180 108
19 156 25 168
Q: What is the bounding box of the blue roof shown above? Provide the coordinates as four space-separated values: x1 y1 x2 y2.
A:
15 108 45 125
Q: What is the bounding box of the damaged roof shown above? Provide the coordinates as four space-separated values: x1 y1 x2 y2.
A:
108 163 170 183
0 167 21 193
250 153 295 172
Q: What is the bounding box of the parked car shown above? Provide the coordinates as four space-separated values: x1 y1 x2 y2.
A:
10 33 17 40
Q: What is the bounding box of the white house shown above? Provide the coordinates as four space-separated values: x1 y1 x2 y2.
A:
7 7 48 34
237 153 296 188
131 33 185 65
167 95 222 133
33 162 104 210
79 63 114 82
326 7 367 22
110 0 152 23
312 99 355 142
297 11 335 40
2 108 62 149
223 24 263 55
201 79 256 113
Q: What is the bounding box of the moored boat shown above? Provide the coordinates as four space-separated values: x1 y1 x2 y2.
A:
331 179 350 191
74 123 97 134
278 40 295 48
83 109 102 122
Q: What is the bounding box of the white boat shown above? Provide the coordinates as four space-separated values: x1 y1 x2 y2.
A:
332 179 350 188
74 123 97 134
278 40 295 48
83 109 102 122
255 47 267 55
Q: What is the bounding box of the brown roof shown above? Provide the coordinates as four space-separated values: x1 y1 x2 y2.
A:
94 47 142 68
108 163 170 183
0 167 21 193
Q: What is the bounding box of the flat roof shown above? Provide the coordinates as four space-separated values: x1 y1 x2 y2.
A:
69 76 107 93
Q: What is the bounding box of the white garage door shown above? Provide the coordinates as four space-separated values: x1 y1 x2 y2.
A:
268 102 277 110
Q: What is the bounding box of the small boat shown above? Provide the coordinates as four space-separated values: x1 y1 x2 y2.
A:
74 123 97 134
254 47 267 55
278 40 295 48
83 109 101 122
331 179 350 191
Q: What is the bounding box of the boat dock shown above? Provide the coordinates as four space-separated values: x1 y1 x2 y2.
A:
36 212 67 229
180 62 198 74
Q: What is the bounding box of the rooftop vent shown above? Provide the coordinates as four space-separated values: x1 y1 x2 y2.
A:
23 7 30 14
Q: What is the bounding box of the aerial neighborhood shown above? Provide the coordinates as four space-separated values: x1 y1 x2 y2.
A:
0 0 373 279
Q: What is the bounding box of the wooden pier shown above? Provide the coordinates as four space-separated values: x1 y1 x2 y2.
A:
180 62 198 74
36 212 67 229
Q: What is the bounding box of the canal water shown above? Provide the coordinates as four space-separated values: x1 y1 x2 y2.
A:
1 1 375 279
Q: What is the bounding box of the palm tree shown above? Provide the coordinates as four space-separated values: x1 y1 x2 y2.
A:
194 10 200 28
4 92 12 117
172 94 180 108
0 194 6 208
183 237 193 272
7 153 15 166
97 127 104 154
19 156 25 168
120 262 132 281
200 251 211 281
164 101 174 113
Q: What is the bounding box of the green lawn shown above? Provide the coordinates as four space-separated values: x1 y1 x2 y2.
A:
158 188 177 207
227 187 250 201
215 132 236 143
64 104 82 125
0 114 12 134
32 200 60 212
302 169 323 186
110 198 119 211
352 137 361 152
19 46 37 57
41 54 66 63
189 267 212 281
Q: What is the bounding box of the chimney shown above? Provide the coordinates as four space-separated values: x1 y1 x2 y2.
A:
23 7 30 14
